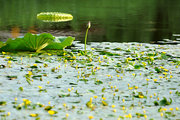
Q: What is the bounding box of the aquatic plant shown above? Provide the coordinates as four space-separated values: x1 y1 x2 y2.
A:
0 33 75 52
84 21 91 54
0 41 5 48
37 12 73 22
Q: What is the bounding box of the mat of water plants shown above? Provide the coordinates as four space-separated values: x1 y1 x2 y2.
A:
0 42 180 120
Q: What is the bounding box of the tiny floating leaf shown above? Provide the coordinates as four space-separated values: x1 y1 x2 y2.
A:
0 101 7 106
6 76 17 80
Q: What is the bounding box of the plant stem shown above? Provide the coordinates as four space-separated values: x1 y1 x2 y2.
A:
84 27 89 54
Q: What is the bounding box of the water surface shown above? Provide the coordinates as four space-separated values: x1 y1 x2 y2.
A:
0 0 180 43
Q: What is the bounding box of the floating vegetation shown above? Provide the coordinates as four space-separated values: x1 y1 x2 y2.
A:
37 12 73 22
0 42 180 119
0 33 75 52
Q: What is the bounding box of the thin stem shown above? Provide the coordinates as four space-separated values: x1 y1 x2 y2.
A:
84 28 89 54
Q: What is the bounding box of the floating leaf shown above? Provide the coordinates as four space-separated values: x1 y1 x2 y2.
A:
0 38 25 52
133 92 147 98
159 97 172 106
0 101 6 106
19 87 24 91
30 65 38 69
0 110 5 112
136 113 144 117
35 60 43 63
6 76 17 80
134 64 143 69
37 12 73 22
79 79 88 83
70 101 81 104
99 51 120 56
102 101 108 106
23 33 54 52
0 33 54 52
88 90 95 93
161 53 169 60
0 33 75 52
102 88 106 92
0 41 5 48
69 83 78 85
56 75 62 79
44 36 75 50
94 80 103 85
58 94 70 98
44 106 53 111
154 97 172 106
29 113 39 117
154 101 159 106
155 67 161 73
175 91 180 96
39 89 47 92
86 101 94 108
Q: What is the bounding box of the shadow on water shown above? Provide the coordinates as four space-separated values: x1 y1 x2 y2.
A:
0 0 180 44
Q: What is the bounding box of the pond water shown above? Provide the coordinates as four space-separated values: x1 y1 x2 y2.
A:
0 42 180 120
1 0 180 43
0 1 180 120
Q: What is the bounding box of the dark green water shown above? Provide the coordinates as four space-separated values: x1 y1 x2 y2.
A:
0 0 180 43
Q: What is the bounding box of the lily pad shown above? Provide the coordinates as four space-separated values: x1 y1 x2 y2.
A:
0 33 75 52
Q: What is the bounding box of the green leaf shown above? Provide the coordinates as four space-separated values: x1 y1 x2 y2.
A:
0 33 75 52
99 51 120 56
35 60 43 63
0 101 6 106
0 110 5 112
0 33 54 52
175 91 180 96
154 101 159 106
88 90 95 93
136 113 144 117
32 75 42 79
23 33 54 52
102 101 108 106
79 79 88 83
94 80 103 85
37 12 73 22
0 41 5 48
161 53 169 60
0 38 25 51
6 75 17 80
56 75 62 79
159 97 172 106
19 87 24 91
44 36 75 50
155 67 161 73
86 101 94 108
134 64 143 69
102 87 106 92
44 106 53 111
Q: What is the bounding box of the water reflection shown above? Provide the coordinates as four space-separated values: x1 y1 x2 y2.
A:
28 26 37 34
0 0 180 43
11 26 20 38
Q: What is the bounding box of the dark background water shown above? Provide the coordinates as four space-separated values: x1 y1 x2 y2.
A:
0 0 180 43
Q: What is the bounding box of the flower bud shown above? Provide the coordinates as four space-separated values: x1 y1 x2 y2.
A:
88 21 91 29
